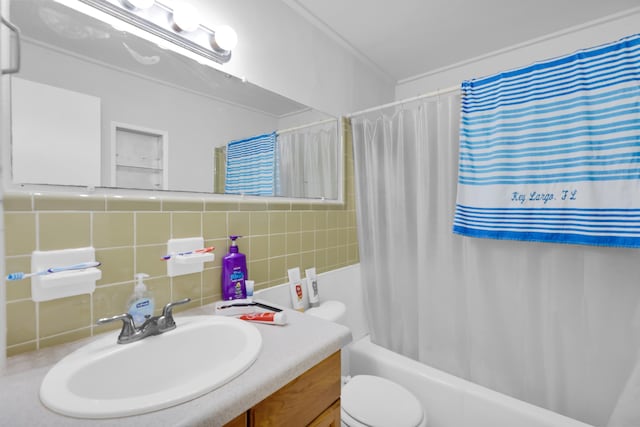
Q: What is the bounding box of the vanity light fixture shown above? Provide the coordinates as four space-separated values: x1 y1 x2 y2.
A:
76 0 237 64
212 25 238 52
171 3 199 32
122 0 154 10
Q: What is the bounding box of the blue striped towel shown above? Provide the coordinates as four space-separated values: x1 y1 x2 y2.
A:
453 34 640 248
225 132 277 196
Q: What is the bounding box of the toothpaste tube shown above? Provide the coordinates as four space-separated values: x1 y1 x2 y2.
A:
239 311 287 325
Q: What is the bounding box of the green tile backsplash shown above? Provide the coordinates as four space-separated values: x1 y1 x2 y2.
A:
4 196 358 356
3 120 359 357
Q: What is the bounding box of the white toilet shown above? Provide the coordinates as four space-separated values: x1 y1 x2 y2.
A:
306 301 428 427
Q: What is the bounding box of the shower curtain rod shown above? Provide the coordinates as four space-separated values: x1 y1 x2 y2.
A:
347 84 460 118
276 117 337 135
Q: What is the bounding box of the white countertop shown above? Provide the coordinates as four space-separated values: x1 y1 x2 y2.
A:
0 302 352 426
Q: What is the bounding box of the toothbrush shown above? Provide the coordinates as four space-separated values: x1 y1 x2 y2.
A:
7 261 102 281
217 301 283 312
161 246 214 261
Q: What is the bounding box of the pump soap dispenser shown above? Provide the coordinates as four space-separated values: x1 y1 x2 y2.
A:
221 235 248 301
127 273 155 326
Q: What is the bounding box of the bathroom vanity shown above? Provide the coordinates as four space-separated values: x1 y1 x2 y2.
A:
225 351 341 426
0 303 351 426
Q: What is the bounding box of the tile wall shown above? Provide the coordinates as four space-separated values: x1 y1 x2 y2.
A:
4 121 358 357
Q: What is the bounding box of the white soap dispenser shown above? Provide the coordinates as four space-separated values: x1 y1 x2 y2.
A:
127 273 155 327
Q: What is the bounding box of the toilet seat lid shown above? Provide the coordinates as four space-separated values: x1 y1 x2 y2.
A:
342 375 424 427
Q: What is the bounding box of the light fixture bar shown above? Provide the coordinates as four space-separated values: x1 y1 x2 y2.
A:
77 0 232 64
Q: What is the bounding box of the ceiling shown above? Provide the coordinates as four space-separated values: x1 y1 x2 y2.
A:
287 0 639 83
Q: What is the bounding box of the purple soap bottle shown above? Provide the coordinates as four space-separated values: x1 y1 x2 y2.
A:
221 235 248 300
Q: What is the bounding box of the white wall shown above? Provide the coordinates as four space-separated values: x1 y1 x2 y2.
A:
396 9 640 99
163 0 395 117
277 109 332 132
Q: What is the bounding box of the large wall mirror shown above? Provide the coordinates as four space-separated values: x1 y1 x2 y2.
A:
7 0 341 200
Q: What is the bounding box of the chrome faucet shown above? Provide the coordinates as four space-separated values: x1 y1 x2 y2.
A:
97 298 191 344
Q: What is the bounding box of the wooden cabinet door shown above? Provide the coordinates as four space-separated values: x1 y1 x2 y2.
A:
250 351 341 427
224 411 247 427
308 399 340 427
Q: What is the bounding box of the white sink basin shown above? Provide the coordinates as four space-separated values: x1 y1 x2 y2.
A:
40 315 262 419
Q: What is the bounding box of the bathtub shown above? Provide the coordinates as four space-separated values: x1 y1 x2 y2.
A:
256 264 594 427
347 335 592 427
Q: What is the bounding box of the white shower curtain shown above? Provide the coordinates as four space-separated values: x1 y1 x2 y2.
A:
351 91 640 426
277 120 338 199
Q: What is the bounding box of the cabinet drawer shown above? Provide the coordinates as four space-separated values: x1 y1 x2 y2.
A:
250 351 341 427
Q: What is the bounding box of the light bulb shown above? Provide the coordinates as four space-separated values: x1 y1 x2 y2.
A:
213 25 237 51
123 0 154 10
172 3 199 32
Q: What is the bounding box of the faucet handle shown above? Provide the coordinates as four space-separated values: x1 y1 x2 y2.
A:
160 298 191 330
97 313 136 342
